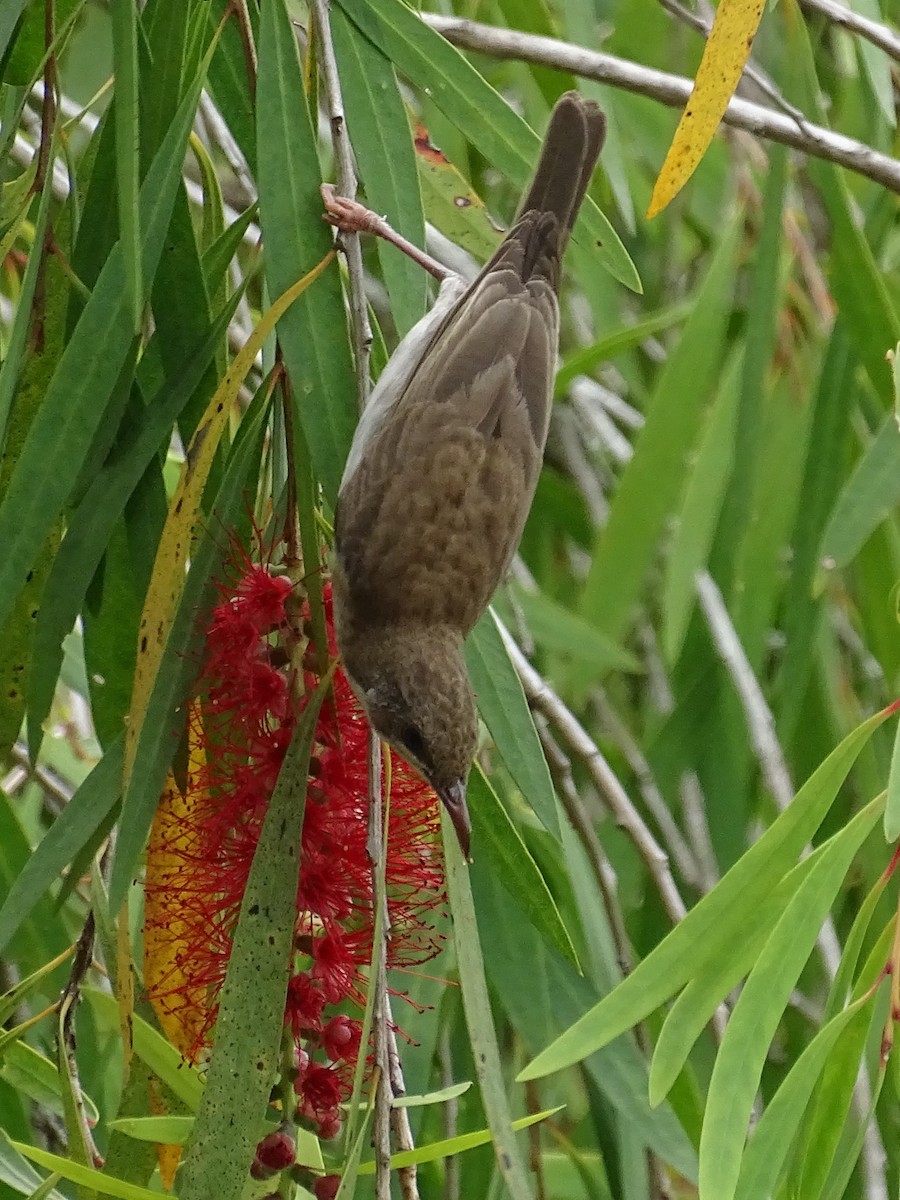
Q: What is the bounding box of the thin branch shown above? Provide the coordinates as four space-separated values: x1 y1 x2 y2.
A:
657 0 811 126
497 622 688 925
800 0 900 65
695 572 794 809
310 0 372 412
423 15 900 195
386 1020 422 1200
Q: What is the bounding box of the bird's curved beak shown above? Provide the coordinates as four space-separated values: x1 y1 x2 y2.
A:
438 778 471 862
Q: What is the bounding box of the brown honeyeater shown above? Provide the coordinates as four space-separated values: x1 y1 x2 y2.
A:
333 93 607 858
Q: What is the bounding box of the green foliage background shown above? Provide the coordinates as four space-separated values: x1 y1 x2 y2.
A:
0 0 899 1197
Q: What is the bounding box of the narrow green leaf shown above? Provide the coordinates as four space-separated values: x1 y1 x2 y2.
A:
469 768 578 969
107 1117 193 1146
0 741 122 956
443 810 536 1200
84 988 204 1113
662 354 741 663
733 989 880 1200
110 0 142 332
0 2 28 61
0 170 53 448
819 414 900 575
1 1043 97 1126
466 610 560 838
331 8 427 336
518 704 894 1081
10 1145 164 1200
336 0 639 291
0 1130 67 1200
885 719 900 841
0 68 204 634
357 1107 562 1173
27 289 245 749
508 588 640 675
578 219 739 645
698 798 883 1200
177 674 331 1200
257 0 357 506
554 301 693 396
392 1082 472 1108
648 853 818 1106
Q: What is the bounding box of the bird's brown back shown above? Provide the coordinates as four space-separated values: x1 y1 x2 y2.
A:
336 94 606 638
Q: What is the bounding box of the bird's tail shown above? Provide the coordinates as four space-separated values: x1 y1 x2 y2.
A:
481 93 605 287
517 92 606 245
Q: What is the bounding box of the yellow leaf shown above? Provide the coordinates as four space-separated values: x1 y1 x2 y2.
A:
647 0 767 218
124 250 335 788
143 702 209 1059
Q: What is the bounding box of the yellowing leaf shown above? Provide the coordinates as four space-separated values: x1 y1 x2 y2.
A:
143 702 209 1060
647 0 767 218
124 250 335 789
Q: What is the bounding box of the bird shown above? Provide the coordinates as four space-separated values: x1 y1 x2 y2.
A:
332 92 607 859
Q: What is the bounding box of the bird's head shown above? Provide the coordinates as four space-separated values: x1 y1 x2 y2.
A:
340 623 478 857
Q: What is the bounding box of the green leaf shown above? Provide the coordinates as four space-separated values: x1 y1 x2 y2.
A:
0 1130 67 1200
578 219 739 645
819 414 900 575
110 0 142 332
517 704 893 1081
885 717 900 842
84 988 204 1113
392 1081 473 1108
27 289 245 750
107 1116 193 1146
443 810 537 1200
648 853 818 1107
508 587 640 675
1 1043 98 1127
469 768 578 970
662 354 741 663
177 673 331 1200
331 8 427 337
554 301 693 396
10 1145 164 1200
465 610 560 838
698 798 883 1200
733 989 880 1200
256 0 357 506
335 0 639 291
0 741 121 956
0 65 204 635
357 1107 562 1173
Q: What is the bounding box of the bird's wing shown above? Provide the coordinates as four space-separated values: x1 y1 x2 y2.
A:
335 258 558 633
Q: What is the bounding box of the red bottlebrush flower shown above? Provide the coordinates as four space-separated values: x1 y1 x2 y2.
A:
314 1176 341 1200
321 1015 361 1064
253 1128 296 1173
144 531 447 1138
295 1062 343 1119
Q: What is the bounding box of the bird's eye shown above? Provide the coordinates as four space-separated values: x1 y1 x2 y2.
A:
400 723 428 766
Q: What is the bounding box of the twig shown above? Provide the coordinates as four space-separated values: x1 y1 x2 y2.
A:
656 0 811 127
58 911 103 1168
422 15 900 195
310 8 400 1195
497 622 688 925
321 184 451 283
592 690 701 888
695 572 793 808
537 720 634 977
386 1020 422 1200
800 0 900 65
310 0 372 412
